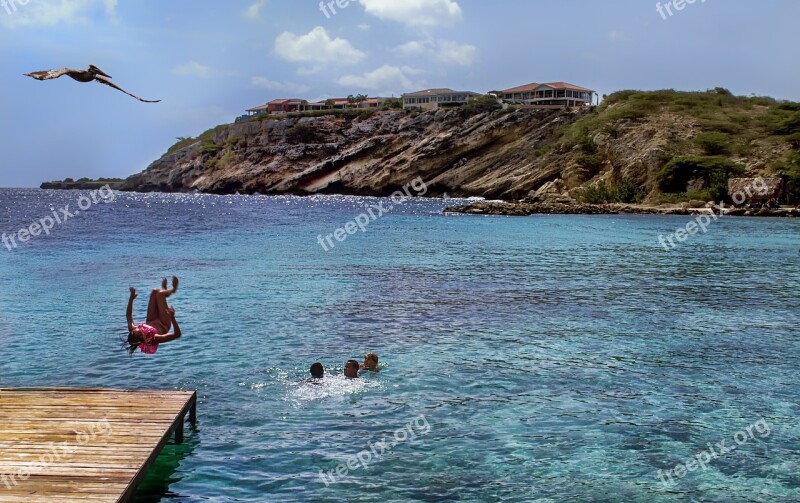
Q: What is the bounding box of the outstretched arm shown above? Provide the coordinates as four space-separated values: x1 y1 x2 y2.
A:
126 288 137 331
155 311 182 344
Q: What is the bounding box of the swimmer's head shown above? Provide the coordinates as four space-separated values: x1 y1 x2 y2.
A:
310 362 324 378
344 360 360 378
363 353 379 370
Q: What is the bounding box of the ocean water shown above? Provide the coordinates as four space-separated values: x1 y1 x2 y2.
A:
0 188 799 503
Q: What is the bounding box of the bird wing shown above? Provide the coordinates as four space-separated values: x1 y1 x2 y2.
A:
94 75 161 103
24 68 73 81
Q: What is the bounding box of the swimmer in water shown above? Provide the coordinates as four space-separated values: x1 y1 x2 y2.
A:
360 353 380 372
310 362 324 379
344 360 360 378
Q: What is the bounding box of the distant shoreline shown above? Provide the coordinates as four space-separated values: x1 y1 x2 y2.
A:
40 179 125 191
443 201 800 218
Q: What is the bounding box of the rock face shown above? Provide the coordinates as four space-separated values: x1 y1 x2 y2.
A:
124 109 578 198
444 201 800 218
122 94 795 200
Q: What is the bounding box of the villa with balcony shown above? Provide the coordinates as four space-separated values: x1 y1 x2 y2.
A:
246 99 308 116
402 89 482 111
497 82 594 108
306 97 391 110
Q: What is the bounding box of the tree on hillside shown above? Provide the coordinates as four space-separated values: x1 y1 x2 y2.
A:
347 94 368 107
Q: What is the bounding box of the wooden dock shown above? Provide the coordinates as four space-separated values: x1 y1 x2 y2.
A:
0 388 197 503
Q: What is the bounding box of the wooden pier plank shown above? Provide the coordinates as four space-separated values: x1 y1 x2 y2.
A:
0 388 196 503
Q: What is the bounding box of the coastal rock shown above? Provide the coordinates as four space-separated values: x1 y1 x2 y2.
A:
120 92 798 203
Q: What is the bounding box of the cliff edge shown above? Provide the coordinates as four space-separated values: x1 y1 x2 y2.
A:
122 90 800 204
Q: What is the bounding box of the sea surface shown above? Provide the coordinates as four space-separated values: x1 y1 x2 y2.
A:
0 188 798 503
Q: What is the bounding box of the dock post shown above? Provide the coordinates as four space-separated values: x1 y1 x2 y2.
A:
189 397 197 427
175 415 184 444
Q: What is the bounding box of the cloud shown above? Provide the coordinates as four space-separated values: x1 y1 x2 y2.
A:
357 23 371 31
0 0 117 28
357 0 463 27
172 61 217 78
337 65 423 91
244 0 267 21
436 40 477 66
396 40 429 57
251 77 310 94
396 39 477 66
608 31 629 42
275 27 366 70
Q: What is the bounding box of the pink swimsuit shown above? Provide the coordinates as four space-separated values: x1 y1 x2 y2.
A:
136 323 159 354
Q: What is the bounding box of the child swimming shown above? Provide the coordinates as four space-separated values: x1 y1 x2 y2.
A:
126 276 182 354
360 353 380 372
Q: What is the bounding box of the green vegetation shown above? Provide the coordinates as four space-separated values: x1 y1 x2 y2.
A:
657 156 744 202
774 110 800 135
556 89 800 153
459 95 502 118
347 94 368 106
574 137 604 173
381 98 403 110
578 179 644 204
694 132 733 155
782 161 800 202
201 139 221 154
166 125 230 155
167 137 197 154
206 149 237 172
546 89 800 202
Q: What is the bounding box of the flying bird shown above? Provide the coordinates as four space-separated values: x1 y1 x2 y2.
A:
24 65 161 103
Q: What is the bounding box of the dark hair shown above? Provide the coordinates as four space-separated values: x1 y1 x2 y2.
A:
310 362 324 378
125 330 142 355
345 360 360 377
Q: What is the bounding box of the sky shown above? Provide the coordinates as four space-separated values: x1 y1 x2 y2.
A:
1 0 799 187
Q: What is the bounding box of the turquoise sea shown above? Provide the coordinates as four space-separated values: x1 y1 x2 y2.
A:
0 188 798 502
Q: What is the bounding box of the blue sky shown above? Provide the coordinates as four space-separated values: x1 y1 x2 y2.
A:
1 0 798 187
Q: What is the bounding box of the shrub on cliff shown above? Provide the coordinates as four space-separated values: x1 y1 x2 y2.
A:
459 95 501 118
694 132 733 155
775 111 800 135
657 156 743 201
576 153 603 173
578 179 644 204
202 139 221 154
381 98 403 110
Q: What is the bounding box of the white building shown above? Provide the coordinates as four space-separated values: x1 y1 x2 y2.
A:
497 82 594 108
402 88 482 111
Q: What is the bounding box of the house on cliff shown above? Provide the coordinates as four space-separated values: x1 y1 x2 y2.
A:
306 97 390 110
497 82 594 108
401 89 482 111
247 99 308 116
246 97 391 115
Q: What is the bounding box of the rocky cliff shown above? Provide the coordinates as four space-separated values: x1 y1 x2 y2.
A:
122 90 800 203
123 107 577 199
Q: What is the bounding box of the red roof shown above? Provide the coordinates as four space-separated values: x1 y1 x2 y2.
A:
268 99 308 105
402 88 457 97
539 82 594 92
500 83 540 94
500 82 594 94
